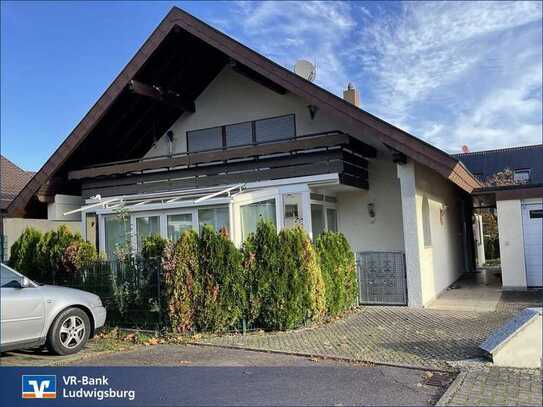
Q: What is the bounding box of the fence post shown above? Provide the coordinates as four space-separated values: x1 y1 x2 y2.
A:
156 260 162 330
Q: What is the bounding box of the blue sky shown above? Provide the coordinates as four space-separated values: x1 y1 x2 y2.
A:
1 1 542 171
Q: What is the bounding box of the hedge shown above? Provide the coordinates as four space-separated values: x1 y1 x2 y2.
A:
162 230 200 333
316 231 358 316
8 227 42 280
197 225 247 332
9 225 98 283
242 220 281 327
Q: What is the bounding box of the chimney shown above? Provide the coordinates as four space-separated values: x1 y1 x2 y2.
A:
343 82 360 107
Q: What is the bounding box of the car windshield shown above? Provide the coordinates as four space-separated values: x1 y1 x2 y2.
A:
1 263 26 287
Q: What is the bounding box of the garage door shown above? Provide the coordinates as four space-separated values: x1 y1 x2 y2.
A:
522 203 543 287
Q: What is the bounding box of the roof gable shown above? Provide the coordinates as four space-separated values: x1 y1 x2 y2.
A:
8 7 481 216
1 155 34 210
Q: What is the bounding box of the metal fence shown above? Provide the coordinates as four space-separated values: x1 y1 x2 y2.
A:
0 235 7 263
36 257 163 330
356 251 408 305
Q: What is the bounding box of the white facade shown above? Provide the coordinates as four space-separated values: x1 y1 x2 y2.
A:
398 161 466 307
78 65 473 307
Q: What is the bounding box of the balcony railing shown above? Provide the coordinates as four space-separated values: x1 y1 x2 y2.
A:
70 130 376 197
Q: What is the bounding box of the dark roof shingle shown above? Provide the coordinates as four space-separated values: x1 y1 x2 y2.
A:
454 144 543 185
1 155 34 210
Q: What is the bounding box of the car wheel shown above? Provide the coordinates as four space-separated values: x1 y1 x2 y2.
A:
46 307 91 355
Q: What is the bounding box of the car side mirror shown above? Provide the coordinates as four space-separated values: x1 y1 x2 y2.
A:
13 278 32 289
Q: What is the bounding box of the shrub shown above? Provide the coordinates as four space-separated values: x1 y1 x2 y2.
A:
163 230 201 333
141 234 167 259
197 225 246 332
8 227 43 279
243 220 282 328
316 231 357 316
61 240 100 275
37 225 80 281
268 226 325 330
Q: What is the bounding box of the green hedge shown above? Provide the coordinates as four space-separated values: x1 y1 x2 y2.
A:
9 225 98 283
197 226 247 332
8 227 43 280
316 231 358 316
141 234 168 260
163 230 201 333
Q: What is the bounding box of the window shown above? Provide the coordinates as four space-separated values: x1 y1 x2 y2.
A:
513 169 530 184
422 196 432 247
186 114 295 152
254 115 295 143
104 215 131 259
226 122 252 147
530 210 543 219
198 206 230 234
136 216 160 252
1 264 24 287
187 127 222 152
326 208 338 232
311 204 325 237
240 199 276 240
167 213 193 241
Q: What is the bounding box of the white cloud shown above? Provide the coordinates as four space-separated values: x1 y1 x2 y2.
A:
222 1 357 96
217 1 542 152
358 1 542 127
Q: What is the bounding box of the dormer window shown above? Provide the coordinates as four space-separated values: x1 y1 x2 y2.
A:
513 169 530 184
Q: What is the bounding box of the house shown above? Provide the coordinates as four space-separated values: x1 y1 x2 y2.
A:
1 155 81 261
456 145 543 290
0 155 35 260
7 7 539 308
1 155 34 214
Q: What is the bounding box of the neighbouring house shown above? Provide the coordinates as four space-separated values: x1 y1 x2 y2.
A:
455 145 543 290
1 155 34 215
0 155 80 261
1 155 35 260
5 7 540 307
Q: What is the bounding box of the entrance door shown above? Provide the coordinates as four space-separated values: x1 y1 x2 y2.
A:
522 203 542 287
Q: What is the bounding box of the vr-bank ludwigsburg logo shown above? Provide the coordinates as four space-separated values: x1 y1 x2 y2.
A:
22 375 57 399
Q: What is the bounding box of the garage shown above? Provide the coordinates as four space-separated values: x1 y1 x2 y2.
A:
522 203 543 287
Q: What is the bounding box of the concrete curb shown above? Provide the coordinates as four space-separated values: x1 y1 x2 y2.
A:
188 341 457 374
435 370 468 406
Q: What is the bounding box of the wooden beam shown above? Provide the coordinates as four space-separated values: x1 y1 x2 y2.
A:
69 133 351 180
128 80 195 112
229 60 287 95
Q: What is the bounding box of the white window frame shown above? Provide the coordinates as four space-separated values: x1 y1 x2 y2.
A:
87 174 341 253
309 192 338 237
513 169 530 183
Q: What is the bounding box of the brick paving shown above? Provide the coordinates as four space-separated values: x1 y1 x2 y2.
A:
437 367 542 406
496 290 543 313
198 307 514 370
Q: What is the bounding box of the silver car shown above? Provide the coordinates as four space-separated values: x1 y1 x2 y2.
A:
0 263 106 355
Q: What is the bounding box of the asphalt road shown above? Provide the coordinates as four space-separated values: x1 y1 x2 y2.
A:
62 344 450 406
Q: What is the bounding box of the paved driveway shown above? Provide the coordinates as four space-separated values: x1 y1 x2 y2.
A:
197 307 514 370
69 344 450 406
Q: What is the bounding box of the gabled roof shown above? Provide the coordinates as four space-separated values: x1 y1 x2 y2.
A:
454 144 543 185
1 155 34 211
7 7 481 217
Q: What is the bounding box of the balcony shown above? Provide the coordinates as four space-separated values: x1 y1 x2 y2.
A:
69 130 376 198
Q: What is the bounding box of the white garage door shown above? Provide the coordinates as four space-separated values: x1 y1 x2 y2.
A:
522 203 543 287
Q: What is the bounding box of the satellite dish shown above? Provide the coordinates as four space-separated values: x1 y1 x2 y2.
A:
294 59 316 82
